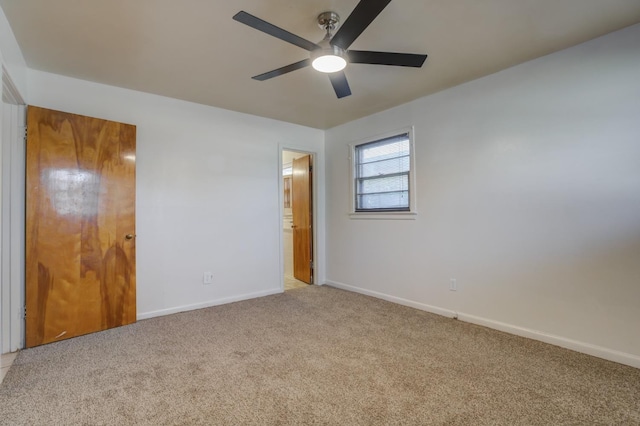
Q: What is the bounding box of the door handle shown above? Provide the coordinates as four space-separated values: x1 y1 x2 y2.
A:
125 234 135 240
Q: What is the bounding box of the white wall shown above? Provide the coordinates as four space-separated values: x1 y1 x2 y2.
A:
28 70 324 319
325 24 640 367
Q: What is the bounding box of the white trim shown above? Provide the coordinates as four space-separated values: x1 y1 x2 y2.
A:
1 67 26 354
0 69 26 353
326 280 455 319
277 147 285 292
9 104 25 351
325 280 640 369
1 65 25 105
348 126 417 219
0 102 9 354
348 211 417 220
137 288 283 320
457 313 640 369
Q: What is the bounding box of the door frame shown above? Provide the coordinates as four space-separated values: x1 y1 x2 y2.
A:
278 147 318 290
1 66 26 353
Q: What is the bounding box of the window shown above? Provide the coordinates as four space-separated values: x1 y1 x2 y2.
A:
351 129 416 218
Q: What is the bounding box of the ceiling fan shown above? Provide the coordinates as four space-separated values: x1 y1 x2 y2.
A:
232 0 428 99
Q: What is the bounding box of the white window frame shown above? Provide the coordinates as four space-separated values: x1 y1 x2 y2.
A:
348 126 417 220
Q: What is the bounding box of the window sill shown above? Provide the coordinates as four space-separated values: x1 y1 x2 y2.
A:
349 211 417 220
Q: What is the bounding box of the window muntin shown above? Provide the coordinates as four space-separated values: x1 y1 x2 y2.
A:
355 133 411 212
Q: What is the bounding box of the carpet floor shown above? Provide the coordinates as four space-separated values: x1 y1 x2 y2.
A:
1 286 639 425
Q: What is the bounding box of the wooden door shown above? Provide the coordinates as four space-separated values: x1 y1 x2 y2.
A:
25 106 136 347
292 155 312 284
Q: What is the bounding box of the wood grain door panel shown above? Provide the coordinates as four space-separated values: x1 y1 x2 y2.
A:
292 155 312 284
25 106 136 347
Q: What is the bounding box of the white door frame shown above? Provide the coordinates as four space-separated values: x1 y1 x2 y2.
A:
278 146 319 291
1 65 26 353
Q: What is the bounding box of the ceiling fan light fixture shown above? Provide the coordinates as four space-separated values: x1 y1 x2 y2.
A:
311 41 347 73
312 52 347 73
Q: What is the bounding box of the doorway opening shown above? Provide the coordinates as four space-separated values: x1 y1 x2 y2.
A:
282 150 313 291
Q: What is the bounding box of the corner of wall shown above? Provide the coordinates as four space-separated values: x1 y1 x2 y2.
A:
0 5 28 101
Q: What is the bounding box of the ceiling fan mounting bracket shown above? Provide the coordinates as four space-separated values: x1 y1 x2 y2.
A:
317 11 340 32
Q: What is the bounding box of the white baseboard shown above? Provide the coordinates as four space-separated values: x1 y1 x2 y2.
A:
326 280 456 319
457 313 640 369
325 280 640 369
137 288 283 321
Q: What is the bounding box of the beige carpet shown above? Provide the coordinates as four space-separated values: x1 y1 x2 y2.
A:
1 286 638 425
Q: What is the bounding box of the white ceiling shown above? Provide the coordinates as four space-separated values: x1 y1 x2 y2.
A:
2 0 640 129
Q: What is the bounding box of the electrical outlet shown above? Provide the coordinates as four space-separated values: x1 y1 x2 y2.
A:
203 272 213 285
450 278 457 291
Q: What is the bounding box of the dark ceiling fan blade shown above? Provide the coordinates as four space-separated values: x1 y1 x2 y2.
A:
252 59 311 81
233 11 320 51
348 50 427 67
328 71 352 98
330 0 392 50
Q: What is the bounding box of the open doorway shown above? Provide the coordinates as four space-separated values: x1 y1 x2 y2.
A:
282 150 313 291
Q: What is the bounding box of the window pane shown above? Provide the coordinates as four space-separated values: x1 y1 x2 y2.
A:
357 191 409 210
354 132 411 212
359 136 409 163
358 174 408 194
358 155 409 178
